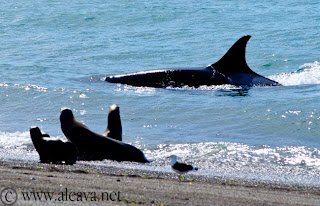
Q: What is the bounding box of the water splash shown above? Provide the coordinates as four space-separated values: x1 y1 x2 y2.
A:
0 131 31 149
270 61 320 86
166 84 241 90
115 84 157 94
1 130 320 186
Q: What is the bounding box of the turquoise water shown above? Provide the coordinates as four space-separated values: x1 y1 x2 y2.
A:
1 1 320 186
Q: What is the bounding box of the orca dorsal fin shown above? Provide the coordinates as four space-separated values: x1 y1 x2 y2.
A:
211 35 257 76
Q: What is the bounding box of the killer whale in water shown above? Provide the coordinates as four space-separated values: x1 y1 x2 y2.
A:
105 36 280 88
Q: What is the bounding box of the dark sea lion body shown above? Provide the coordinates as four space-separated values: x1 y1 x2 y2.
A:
102 104 122 141
30 127 77 165
60 108 149 163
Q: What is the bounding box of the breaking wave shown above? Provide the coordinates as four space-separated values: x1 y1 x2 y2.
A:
270 61 320 86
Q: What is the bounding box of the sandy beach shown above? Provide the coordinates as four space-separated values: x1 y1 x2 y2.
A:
0 160 319 206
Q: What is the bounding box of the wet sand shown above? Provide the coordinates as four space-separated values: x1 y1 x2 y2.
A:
0 160 319 206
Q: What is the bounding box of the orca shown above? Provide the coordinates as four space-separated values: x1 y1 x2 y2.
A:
105 36 280 88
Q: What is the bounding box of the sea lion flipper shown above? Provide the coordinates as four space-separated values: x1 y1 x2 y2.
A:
103 104 122 141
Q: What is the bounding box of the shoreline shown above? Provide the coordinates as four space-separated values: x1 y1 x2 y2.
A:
0 160 319 205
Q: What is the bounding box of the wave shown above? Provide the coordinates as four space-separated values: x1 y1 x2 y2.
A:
0 131 37 161
166 84 241 90
2 130 319 169
270 61 320 86
0 131 32 149
82 142 320 186
0 131 64 150
113 83 241 93
1 130 319 185
144 142 320 168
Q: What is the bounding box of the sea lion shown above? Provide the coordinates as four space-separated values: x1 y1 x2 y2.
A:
102 104 122 141
59 108 149 163
29 127 77 165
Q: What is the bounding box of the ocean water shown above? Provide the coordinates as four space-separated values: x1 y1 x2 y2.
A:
1 1 320 186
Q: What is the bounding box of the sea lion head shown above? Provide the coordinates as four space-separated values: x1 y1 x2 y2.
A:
30 127 42 144
105 104 122 141
30 126 42 139
60 108 75 137
60 107 74 121
108 104 121 122
109 104 119 112
30 126 50 138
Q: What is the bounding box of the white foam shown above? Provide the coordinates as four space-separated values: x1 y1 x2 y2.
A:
114 83 240 92
79 142 320 186
0 131 64 149
0 131 31 149
0 131 38 161
166 84 240 90
115 84 157 94
1 130 320 186
270 61 320 86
